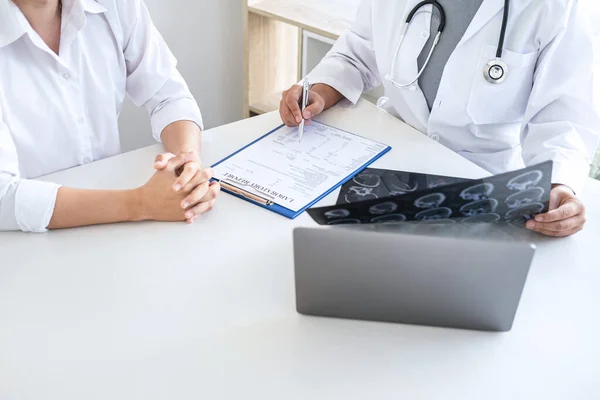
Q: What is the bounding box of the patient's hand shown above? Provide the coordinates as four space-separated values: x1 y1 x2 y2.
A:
152 151 220 223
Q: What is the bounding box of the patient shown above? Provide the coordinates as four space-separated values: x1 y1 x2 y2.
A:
0 0 220 232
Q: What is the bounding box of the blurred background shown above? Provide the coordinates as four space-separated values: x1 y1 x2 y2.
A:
118 0 244 152
118 0 600 181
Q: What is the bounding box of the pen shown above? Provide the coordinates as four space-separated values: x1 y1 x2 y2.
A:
298 78 309 142
219 181 273 206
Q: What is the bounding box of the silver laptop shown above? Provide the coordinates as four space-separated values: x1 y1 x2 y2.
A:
293 226 536 332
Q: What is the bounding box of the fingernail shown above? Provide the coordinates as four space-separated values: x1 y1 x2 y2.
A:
295 115 302 123
534 215 543 222
185 212 193 219
303 110 312 119
182 201 189 209
526 221 535 230
174 184 181 192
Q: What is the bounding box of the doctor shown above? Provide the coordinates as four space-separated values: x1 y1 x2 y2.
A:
280 0 600 237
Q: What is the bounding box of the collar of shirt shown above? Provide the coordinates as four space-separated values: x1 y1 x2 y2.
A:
0 0 106 49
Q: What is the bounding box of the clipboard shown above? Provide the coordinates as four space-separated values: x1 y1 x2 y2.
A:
210 123 392 219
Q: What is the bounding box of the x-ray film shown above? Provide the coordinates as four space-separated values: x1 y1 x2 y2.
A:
336 168 469 204
308 161 553 226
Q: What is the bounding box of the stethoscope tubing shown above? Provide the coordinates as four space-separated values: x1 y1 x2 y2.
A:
387 0 510 88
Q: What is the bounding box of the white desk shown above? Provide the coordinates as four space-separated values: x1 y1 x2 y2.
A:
1 101 599 399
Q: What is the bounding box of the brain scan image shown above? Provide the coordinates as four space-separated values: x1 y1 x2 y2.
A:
415 207 453 221
324 162 552 228
370 214 407 224
427 179 453 189
382 173 418 195
352 173 381 188
369 201 398 215
505 187 544 209
507 170 543 191
459 199 499 217
324 209 351 219
462 213 501 224
460 183 494 201
327 219 361 225
344 186 378 203
505 203 545 221
414 193 446 209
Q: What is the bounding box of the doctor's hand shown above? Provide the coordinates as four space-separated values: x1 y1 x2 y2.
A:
526 185 586 237
280 84 326 127
153 151 220 223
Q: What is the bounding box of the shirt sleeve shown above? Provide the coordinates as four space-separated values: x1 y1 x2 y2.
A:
305 0 380 105
521 1 600 194
0 106 61 233
121 0 203 143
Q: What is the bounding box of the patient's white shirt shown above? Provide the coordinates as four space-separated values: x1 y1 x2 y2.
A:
0 0 203 232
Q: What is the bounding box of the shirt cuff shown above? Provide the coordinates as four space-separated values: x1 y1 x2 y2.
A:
14 179 61 233
306 65 365 105
150 98 204 143
550 161 590 195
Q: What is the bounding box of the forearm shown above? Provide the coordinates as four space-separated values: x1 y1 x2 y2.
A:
312 83 345 111
160 120 202 155
48 187 144 229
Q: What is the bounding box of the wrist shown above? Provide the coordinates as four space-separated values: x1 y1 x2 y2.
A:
315 83 344 110
128 188 148 222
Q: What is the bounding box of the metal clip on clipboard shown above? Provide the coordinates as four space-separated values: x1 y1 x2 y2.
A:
218 178 275 207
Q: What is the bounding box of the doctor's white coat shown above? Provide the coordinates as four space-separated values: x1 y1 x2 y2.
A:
306 0 600 193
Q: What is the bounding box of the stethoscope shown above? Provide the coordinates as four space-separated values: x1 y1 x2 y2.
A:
386 0 511 88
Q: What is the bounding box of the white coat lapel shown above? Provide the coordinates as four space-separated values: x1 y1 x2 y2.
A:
456 0 504 48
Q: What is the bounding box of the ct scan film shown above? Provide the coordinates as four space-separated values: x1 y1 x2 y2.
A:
337 168 472 204
308 161 553 226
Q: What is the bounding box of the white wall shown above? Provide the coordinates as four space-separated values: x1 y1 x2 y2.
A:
118 0 244 152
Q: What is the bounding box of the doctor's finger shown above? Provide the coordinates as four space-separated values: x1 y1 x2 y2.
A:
534 201 582 223
284 86 303 124
527 214 586 233
530 225 583 238
302 95 325 120
280 99 299 127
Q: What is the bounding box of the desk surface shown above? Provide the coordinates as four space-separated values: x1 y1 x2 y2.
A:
1 101 599 399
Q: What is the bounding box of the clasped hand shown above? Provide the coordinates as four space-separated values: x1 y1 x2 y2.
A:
137 151 220 224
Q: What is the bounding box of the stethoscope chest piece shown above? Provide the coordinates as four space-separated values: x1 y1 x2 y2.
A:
484 59 508 84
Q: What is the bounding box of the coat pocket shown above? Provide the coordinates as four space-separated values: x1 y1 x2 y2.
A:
467 44 538 126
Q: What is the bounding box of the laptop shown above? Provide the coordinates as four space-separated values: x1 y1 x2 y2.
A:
293 226 536 332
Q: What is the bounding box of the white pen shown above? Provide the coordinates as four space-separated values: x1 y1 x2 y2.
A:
298 78 309 142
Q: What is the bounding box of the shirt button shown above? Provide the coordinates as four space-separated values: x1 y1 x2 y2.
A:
430 133 440 142
77 117 85 125
421 31 429 39
409 85 418 92
63 72 72 80
83 156 92 163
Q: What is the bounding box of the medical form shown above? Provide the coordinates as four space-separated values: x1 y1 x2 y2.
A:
212 121 390 213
